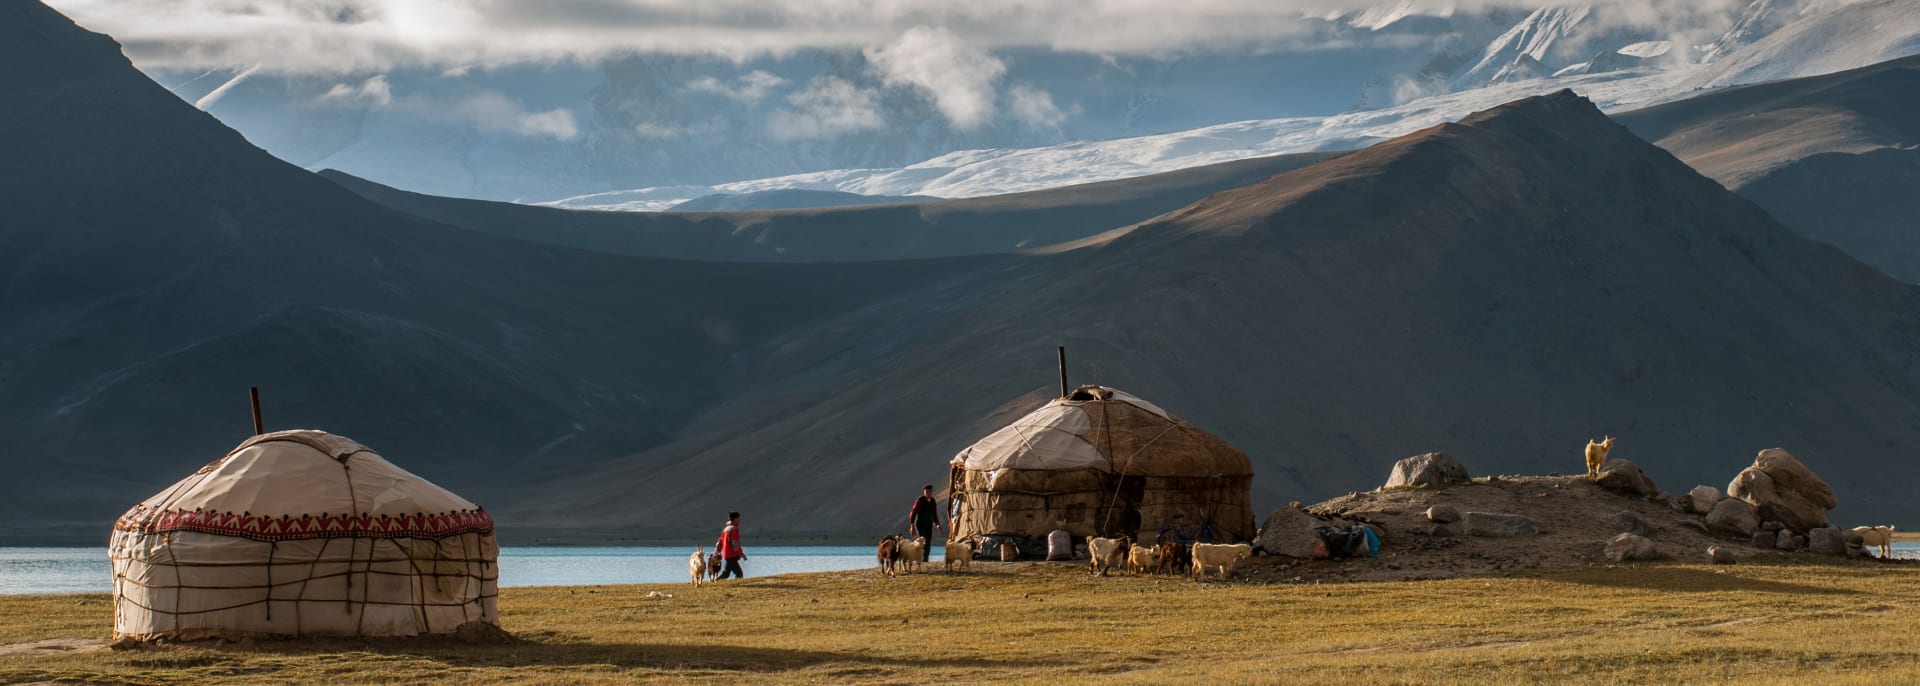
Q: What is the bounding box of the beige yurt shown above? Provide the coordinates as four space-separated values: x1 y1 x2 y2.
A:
948 385 1256 545
110 430 498 640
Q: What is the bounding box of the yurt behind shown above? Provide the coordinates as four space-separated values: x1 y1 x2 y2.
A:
948 385 1256 547
110 430 498 640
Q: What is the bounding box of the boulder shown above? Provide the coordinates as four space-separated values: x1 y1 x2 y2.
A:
1761 520 1785 533
1749 531 1774 547
1462 512 1540 537
1384 452 1470 489
1844 530 1865 546
1705 498 1759 538
1707 546 1737 564
1255 505 1327 558
1808 527 1846 556
1775 529 1795 551
1727 448 1836 532
1687 486 1724 514
1792 535 1807 549
1594 458 1659 496
1425 505 1461 524
1613 511 1650 537
1604 533 1659 562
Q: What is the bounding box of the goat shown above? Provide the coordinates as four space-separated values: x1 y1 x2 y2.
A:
688 547 709 586
1190 543 1253 581
876 535 902 577
945 538 976 572
1584 436 1615 478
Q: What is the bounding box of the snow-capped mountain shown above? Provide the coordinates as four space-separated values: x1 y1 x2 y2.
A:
1684 0 1920 90
148 13 1507 202
551 0 1920 211
545 68 1687 210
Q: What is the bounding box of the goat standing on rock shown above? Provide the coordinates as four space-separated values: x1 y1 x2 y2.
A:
1585 436 1615 478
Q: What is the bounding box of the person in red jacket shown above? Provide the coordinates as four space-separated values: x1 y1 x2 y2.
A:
715 511 746 579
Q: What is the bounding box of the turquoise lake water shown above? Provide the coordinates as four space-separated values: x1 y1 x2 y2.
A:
2 542 1909 595
0 546 933 595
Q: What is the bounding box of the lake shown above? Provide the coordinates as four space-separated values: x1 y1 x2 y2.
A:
0 546 936 595
3 542 1911 595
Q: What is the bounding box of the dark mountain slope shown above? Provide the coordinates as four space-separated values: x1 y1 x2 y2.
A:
0 1 990 527
317 149 1343 262
1616 55 1920 281
519 91 1920 533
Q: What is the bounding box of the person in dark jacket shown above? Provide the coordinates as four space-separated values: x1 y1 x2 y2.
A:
716 511 747 579
907 485 942 561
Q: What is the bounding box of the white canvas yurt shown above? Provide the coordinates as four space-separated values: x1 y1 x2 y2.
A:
948 385 1256 545
110 430 498 640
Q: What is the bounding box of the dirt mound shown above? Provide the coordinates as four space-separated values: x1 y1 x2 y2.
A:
1244 476 1798 582
451 621 518 645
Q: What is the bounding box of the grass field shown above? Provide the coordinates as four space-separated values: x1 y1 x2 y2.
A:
3 558 1915 684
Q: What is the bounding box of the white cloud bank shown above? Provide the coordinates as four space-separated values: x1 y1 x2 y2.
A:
863 26 1005 130
46 0 1761 74
767 76 885 141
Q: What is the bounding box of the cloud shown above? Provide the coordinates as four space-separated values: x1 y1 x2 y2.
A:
317 74 393 106
44 0 1764 75
863 26 1005 130
1007 83 1071 130
686 70 789 103
455 91 580 140
632 120 689 139
767 76 883 141
304 75 580 140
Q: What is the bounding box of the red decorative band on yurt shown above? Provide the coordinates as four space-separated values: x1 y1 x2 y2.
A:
114 504 494 542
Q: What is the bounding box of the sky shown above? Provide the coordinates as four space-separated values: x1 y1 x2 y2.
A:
49 0 1758 74
41 0 1771 143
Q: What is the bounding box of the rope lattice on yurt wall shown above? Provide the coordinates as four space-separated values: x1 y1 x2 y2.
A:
113 535 497 625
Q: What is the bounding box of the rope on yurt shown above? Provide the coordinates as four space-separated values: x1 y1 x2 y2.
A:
114 530 498 636
165 530 182 634
411 537 432 634
292 537 334 638
1098 416 1179 534
265 540 275 621
455 534 474 625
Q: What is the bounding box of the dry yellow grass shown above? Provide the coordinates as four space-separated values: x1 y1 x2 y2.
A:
2 559 1915 684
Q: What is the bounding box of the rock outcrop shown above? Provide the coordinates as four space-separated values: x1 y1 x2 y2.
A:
1594 459 1659 496
1384 453 1470 489
1687 486 1723 514
1727 448 1836 532
1605 533 1659 561
1256 505 1327 558
1706 498 1760 538
1808 526 1846 556
1774 529 1796 551
1613 510 1650 537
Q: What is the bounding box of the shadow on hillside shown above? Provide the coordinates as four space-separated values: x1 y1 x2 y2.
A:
1538 566 1859 596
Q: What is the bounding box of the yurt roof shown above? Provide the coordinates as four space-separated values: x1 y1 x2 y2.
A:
115 430 492 542
952 385 1252 477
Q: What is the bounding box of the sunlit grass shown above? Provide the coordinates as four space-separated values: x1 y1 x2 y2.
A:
3 559 1914 684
